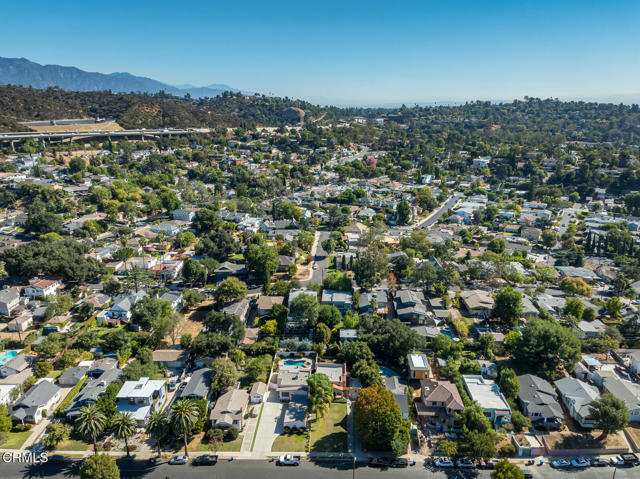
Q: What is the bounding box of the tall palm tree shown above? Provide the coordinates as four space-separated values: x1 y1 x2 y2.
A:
145 410 168 457
169 399 200 457
111 412 137 457
75 404 107 454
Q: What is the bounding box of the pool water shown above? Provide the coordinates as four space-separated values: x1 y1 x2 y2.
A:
283 360 308 367
0 350 18 365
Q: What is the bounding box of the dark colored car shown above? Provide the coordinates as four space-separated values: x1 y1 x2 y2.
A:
390 458 409 468
591 459 609 467
193 454 218 465
368 457 393 467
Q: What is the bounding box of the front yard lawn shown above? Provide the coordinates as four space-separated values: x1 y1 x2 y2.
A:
271 431 307 452
0 430 32 449
192 432 245 452
56 439 91 451
309 402 348 452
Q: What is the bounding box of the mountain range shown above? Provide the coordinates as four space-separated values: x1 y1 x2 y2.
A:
0 57 252 98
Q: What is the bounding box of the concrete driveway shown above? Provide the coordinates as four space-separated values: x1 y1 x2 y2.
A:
251 390 285 455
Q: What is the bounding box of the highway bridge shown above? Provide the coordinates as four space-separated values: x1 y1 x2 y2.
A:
0 127 210 149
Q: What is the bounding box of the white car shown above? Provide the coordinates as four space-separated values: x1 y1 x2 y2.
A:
551 459 570 468
570 458 590 468
312 263 318 270
435 458 454 468
610 456 624 466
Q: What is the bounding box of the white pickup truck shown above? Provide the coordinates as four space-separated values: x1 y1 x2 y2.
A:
277 455 301 466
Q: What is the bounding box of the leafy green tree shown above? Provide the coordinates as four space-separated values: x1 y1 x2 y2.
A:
511 410 532 432
79 454 120 479
563 298 584 321
491 287 523 328
191 332 234 357
606 296 623 317
313 322 332 346
438 439 458 457
582 307 597 322
463 430 497 460
146 410 168 457
170 399 200 457
491 459 524 479
211 358 239 392
354 385 404 452
182 258 205 284
297 230 314 252
336 341 375 368
289 293 319 326
396 200 411 225
213 277 247 306
75 404 107 454
352 359 382 387
245 243 278 284
0 405 13 433
488 238 505 254
111 412 137 457
589 393 629 437
321 238 337 255
245 357 268 383
203 311 245 342
353 244 389 288
35 361 53 378
513 318 581 379
497 368 519 401
540 229 558 248
317 304 342 328
182 289 205 310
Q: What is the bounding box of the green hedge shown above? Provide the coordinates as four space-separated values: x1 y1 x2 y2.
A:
54 376 88 417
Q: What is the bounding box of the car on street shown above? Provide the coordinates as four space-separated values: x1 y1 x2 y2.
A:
277 455 301 466
456 459 475 469
313 263 318 269
434 458 454 468
551 459 570 468
193 454 218 465
571 458 590 468
477 459 499 469
169 455 188 465
591 458 609 467
368 457 392 467
521 469 534 479
610 456 624 466
390 458 409 468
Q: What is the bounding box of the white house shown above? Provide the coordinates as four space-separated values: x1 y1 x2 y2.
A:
554 377 599 429
0 288 20 316
24 279 61 299
116 377 167 427
462 375 511 426
172 208 198 222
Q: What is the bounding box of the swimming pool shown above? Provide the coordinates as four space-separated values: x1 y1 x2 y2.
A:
0 350 18 366
283 359 308 367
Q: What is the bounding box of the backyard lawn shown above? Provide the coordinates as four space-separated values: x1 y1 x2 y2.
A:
271 431 307 452
309 401 348 452
0 430 32 449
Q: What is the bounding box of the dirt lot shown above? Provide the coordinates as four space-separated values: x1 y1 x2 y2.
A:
544 429 628 450
626 425 640 450
162 301 212 344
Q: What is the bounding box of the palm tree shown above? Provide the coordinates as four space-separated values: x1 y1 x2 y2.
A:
170 399 200 457
145 410 168 457
75 404 107 454
311 395 329 421
111 412 137 457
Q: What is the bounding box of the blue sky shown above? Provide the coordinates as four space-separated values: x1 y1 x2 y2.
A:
2 0 639 105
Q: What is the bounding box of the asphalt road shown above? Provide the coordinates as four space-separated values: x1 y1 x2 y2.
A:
4 457 639 479
420 192 464 229
303 230 331 286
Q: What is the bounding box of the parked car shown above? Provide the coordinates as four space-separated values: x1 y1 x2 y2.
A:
478 459 499 469
621 453 639 466
368 458 392 468
456 459 475 469
169 455 188 465
277 455 301 466
571 458 590 468
193 454 218 465
521 469 534 479
610 456 624 467
390 458 408 468
434 458 454 468
551 459 570 468
591 458 609 467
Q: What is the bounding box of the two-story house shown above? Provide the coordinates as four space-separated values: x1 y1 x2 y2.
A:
321 290 353 314
554 377 599 429
517 374 564 430
394 290 428 324
116 377 167 427
407 354 432 381
415 378 464 431
24 278 61 299
0 288 20 316
66 369 123 421
105 291 146 324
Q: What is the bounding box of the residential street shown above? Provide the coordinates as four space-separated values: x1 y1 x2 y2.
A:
418 192 465 229
5 457 640 479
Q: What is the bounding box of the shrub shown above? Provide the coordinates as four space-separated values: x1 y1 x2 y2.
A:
35 361 53 378
498 443 516 457
225 427 239 441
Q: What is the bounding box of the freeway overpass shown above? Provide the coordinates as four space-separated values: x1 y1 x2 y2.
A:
0 127 210 149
